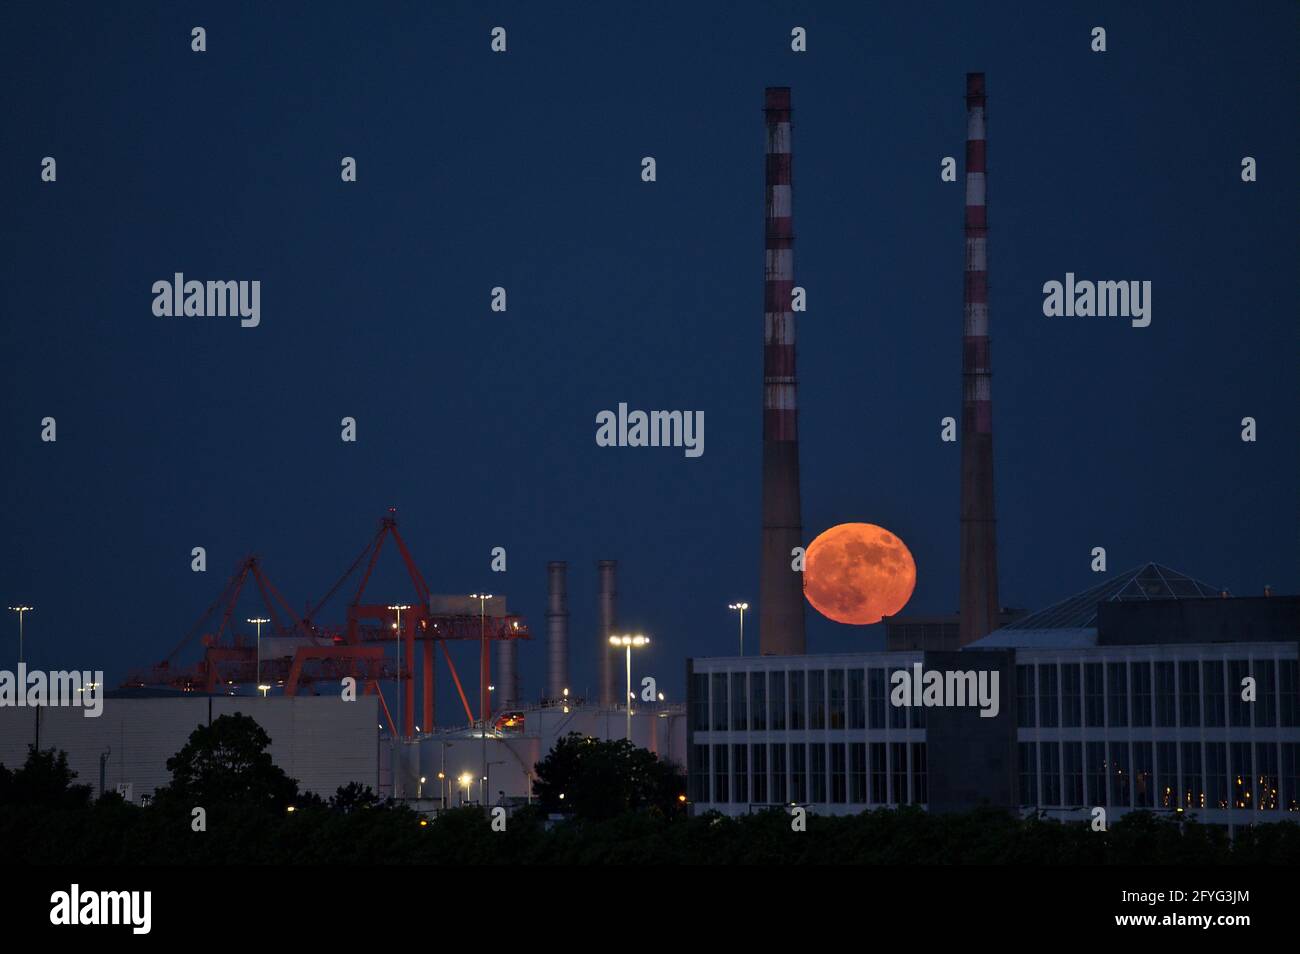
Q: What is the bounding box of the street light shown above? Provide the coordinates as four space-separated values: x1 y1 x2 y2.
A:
247 618 270 694
470 593 493 806
608 634 649 741
387 604 411 741
728 602 749 656
458 772 473 807
8 606 33 665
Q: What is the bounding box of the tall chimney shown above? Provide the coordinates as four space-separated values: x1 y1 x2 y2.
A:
759 86 806 656
597 560 617 706
496 638 518 709
959 72 1001 645
545 562 568 700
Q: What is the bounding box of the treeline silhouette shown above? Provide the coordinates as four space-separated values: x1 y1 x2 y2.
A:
2 715 1297 865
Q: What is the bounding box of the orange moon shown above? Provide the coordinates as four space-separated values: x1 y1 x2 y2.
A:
804 523 916 625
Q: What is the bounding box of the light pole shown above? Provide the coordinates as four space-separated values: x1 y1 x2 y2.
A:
608 634 649 741
458 772 473 807
247 617 270 695
728 602 749 656
470 593 492 806
387 605 408 800
8 606 33 666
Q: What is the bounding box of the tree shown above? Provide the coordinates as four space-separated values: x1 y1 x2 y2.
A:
0 747 92 808
157 712 299 809
331 781 381 813
532 733 687 822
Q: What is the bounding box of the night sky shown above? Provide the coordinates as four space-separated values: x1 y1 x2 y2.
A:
2 2 1296 722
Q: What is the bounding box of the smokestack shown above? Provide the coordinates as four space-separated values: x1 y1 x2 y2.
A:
759 86 806 656
546 562 568 700
597 560 617 706
496 638 518 709
959 72 1000 645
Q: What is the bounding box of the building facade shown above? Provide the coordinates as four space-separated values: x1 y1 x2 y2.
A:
687 574 1300 835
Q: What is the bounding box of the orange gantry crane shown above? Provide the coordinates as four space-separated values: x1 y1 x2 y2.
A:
124 509 529 740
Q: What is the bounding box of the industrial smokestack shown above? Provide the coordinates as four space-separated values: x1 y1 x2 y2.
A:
597 560 617 706
496 638 518 709
959 72 1001 645
546 562 568 700
759 86 806 656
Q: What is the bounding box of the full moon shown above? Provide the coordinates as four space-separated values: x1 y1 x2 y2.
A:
804 523 916 625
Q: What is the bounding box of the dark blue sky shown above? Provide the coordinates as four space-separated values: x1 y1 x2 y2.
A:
2 2 1296 721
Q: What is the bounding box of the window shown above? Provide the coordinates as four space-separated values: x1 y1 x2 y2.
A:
1181 742 1203 810
789 672 806 730
1157 742 1177 809
751 670 767 731
1231 742 1253 809
713 745 729 802
1085 663 1104 727
690 673 709 732
1038 664 1059 728
771 743 787 804
689 745 709 802
1279 660 1299 728
889 669 908 729
1109 741 1130 808
1256 660 1276 728
1205 743 1228 810
1063 742 1084 805
1178 660 1200 728
809 670 826 730
752 744 768 803
868 669 886 729
791 744 807 803
1257 743 1278 810
891 743 909 804
849 743 867 803
1228 660 1250 727
1087 741 1107 806
1061 664 1081 727
732 744 748 803
1107 662 1128 727
1040 742 1060 806
1132 742 1153 808
731 672 748 730
911 743 927 805
830 743 847 803
1019 743 1038 807
829 669 846 730
769 671 786 730
869 743 887 804
712 673 728 731
1130 661 1151 727
848 669 866 729
1204 660 1225 727
810 744 827 802
1282 743 1299 813
1017 665 1036 727
1155 661 1176 727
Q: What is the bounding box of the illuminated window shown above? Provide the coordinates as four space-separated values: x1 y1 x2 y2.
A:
1181 742 1203 810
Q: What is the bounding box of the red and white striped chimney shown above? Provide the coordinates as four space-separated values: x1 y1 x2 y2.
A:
759 86 806 656
959 72 1001 645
